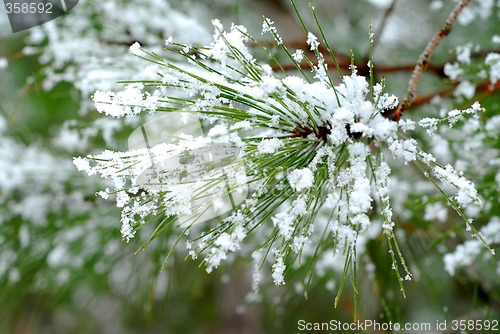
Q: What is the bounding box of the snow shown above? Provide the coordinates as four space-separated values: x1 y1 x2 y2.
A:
430 1 444 11
444 217 500 275
93 84 160 118
365 0 393 8
272 254 286 285
129 42 141 55
443 62 463 80
485 53 500 84
306 32 320 51
447 102 483 126
485 115 500 137
454 80 475 99
272 212 295 241
418 118 439 135
257 138 284 154
292 49 304 62
389 139 418 163
287 168 314 192
26 0 210 115
433 164 480 207
0 58 8 69
456 43 473 65
424 202 448 222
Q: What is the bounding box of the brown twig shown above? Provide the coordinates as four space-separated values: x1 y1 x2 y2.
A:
411 84 459 107
389 0 470 121
404 79 500 111
468 80 500 105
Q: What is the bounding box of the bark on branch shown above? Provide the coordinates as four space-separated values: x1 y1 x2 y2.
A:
389 0 470 120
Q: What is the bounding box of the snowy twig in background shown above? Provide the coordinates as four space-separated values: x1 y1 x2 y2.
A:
391 0 470 120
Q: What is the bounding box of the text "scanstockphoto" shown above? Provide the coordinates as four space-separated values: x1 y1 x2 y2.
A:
298 319 442 332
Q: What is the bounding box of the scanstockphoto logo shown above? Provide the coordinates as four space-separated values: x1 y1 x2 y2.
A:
4 0 78 33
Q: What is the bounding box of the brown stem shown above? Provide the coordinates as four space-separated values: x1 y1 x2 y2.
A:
390 0 470 120
469 80 500 105
406 79 500 110
411 84 458 107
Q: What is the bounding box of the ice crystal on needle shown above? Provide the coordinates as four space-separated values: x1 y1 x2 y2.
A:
75 13 491 298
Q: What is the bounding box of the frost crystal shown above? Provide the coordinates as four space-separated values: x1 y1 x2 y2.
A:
292 49 304 62
306 32 319 51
